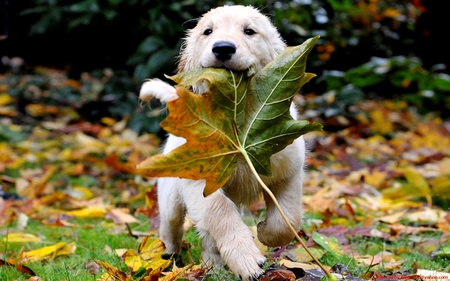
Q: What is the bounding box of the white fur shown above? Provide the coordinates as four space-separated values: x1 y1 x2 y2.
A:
139 5 306 280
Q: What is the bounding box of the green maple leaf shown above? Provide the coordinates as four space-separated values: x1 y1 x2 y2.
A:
137 36 323 196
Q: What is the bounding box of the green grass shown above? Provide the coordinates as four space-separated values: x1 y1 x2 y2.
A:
1 216 448 280
319 234 450 276
1 219 139 281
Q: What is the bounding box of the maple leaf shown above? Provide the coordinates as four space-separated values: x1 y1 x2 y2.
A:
137 36 323 196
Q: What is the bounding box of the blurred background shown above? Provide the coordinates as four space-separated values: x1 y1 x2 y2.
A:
0 0 449 135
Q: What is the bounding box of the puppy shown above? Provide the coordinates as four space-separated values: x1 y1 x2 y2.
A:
139 5 306 280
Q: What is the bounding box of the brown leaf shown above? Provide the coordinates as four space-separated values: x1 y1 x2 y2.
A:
260 268 296 281
95 260 133 281
0 259 37 276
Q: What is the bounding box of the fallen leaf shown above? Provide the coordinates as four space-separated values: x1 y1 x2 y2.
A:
311 232 344 257
159 263 206 281
283 245 326 263
4 233 41 243
405 207 447 223
260 268 296 281
278 259 319 270
86 260 101 275
0 259 36 276
63 207 108 218
96 260 134 281
137 36 322 196
430 244 450 258
355 250 398 267
122 237 171 273
106 208 140 224
430 175 450 198
376 209 408 224
21 242 76 262
0 93 14 105
416 269 450 281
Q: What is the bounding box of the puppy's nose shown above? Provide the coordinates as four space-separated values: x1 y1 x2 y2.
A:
212 41 236 61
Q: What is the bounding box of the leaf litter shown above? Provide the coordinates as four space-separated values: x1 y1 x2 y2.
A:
0 40 449 280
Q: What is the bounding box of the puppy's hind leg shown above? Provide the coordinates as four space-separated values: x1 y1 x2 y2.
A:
257 172 303 247
258 138 306 247
157 178 186 255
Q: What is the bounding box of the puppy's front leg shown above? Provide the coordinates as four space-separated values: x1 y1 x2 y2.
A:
180 182 265 280
139 78 178 103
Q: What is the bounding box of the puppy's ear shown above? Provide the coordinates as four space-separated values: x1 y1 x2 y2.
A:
177 50 188 73
271 36 286 57
177 37 194 73
176 44 186 73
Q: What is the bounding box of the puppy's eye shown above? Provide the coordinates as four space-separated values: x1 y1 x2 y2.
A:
244 28 256 35
203 29 212 35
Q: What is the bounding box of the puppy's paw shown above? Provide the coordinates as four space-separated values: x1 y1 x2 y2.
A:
257 220 294 247
235 257 265 281
223 243 265 281
139 78 178 103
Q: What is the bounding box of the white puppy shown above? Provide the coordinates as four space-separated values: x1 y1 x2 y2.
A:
140 5 306 280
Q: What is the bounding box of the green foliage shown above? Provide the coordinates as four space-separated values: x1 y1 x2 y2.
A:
9 0 447 127
1 219 139 281
323 56 450 117
19 0 218 81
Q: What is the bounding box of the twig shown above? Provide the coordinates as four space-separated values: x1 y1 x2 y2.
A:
241 149 337 281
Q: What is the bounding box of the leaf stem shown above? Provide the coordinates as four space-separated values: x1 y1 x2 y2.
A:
240 149 336 281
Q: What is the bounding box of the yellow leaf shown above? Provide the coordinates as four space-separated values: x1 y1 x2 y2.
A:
430 175 450 198
21 242 76 262
101 117 117 126
139 237 171 270
122 249 143 272
382 168 433 207
369 109 393 135
403 168 431 196
64 207 107 218
159 264 205 281
75 132 106 150
0 93 14 105
363 169 387 188
4 233 41 243
250 225 268 254
55 242 76 257
121 237 171 274
95 260 133 281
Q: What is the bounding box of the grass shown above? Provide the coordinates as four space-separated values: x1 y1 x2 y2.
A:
1 219 139 280
1 214 448 280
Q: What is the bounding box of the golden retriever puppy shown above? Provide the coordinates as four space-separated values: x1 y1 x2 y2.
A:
139 5 305 280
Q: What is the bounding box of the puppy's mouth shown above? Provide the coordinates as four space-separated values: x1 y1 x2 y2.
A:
201 64 256 77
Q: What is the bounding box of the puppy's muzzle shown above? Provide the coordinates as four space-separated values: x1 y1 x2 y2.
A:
212 41 236 61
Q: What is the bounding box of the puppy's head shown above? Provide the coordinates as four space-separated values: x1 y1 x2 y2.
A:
178 5 286 73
